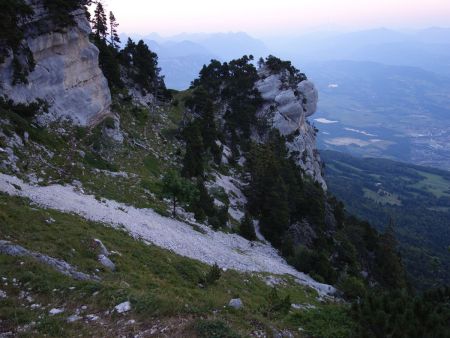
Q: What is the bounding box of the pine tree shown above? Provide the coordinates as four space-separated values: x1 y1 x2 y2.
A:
133 40 159 92
182 122 205 178
246 140 290 247
162 170 194 217
121 38 136 66
92 2 107 40
376 219 407 289
239 213 257 241
109 11 120 49
191 179 215 222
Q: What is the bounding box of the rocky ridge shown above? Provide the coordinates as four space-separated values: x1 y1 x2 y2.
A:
256 66 326 189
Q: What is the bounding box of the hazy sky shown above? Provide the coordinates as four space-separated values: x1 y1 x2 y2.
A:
101 0 450 36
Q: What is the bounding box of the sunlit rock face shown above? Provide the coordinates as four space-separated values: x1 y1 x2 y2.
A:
0 0 111 126
256 66 326 189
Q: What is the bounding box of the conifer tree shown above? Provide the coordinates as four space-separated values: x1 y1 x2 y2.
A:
376 219 407 289
92 2 107 40
182 122 205 178
109 11 120 49
162 170 194 217
239 213 257 241
190 179 215 222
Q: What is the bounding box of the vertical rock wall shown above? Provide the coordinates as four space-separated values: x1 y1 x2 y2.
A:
0 0 111 126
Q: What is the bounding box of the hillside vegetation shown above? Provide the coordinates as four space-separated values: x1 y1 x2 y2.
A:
322 150 450 290
0 1 449 336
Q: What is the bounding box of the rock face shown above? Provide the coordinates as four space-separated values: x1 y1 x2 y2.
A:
256 66 326 189
0 0 111 126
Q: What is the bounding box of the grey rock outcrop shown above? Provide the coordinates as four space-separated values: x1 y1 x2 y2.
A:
93 238 116 270
0 240 100 281
256 66 326 189
228 298 243 309
0 0 111 126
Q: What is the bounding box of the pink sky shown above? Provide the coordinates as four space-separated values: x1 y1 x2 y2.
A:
100 0 450 36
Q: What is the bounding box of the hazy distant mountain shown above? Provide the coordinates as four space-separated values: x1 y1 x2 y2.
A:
302 60 450 170
120 32 269 89
190 32 269 60
118 29 450 168
267 28 450 75
413 27 450 44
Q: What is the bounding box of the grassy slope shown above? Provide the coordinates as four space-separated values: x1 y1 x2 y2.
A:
0 193 353 337
322 150 450 290
0 93 355 336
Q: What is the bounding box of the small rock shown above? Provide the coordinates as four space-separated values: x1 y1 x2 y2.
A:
228 298 243 309
114 301 131 313
67 315 82 323
49 308 64 315
86 314 99 321
93 239 110 256
0 290 7 299
291 303 316 310
98 254 115 270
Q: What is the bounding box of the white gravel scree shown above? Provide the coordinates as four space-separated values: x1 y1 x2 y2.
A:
0 173 335 295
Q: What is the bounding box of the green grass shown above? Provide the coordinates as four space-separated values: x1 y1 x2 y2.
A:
168 89 192 125
0 193 350 336
411 171 450 198
143 154 161 176
287 305 354 338
333 160 364 173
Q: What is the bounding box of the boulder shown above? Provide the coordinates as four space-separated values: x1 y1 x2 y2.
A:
98 254 115 271
228 298 243 309
114 301 131 313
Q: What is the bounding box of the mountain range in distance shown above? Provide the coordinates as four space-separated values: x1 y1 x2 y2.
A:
120 27 450 89
118 28 450 171
120 31 269 89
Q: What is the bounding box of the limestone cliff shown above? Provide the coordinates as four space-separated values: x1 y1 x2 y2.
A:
0 0 111 126
256 66 326 189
